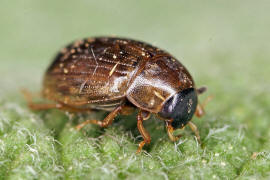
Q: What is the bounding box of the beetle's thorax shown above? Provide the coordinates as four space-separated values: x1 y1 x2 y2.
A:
126 55 195 113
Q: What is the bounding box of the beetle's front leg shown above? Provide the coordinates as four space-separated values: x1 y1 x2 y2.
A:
165 120 181 142
136 110 151 153
188 121 201 144
196 86 213 118
166 120 202 144
195 103 205 118
76 106 122 130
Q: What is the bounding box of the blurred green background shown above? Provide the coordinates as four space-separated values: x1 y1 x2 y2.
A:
1 0 270 179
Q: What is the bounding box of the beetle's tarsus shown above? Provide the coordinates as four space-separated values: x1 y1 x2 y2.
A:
136 141 146 154
136 110 151 153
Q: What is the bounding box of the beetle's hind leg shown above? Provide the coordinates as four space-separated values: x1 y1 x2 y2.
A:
21 88 59 110
21 89 91 112
75 106 122 130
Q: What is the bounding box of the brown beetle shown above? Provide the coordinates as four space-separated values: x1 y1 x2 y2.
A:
23 37 207 153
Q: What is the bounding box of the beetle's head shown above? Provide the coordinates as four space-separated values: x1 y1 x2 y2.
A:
158 88 198 129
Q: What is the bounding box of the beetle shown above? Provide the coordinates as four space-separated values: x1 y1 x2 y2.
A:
23 37 207 153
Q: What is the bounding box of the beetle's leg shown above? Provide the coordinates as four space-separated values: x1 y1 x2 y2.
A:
22 89 93 112
188 121 201 144
119 105 135 115
166 120 181 142
22 88 60 110
76 106 122 130
196 86 214 118
195 103 205 117
27 102 91 113
21 88 41 98
195 86 207 117
195 95 213 118
136 110 151 153
141 110 151 120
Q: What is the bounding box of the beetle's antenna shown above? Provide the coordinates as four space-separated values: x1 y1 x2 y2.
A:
197 86 207 95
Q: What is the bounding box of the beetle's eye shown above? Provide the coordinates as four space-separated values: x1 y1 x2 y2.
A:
159 88 198 129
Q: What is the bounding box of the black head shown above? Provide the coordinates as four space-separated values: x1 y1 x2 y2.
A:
159 88 198 129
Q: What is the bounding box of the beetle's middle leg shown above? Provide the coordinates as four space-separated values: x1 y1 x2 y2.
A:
75 106 122 130
136 110 151 153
